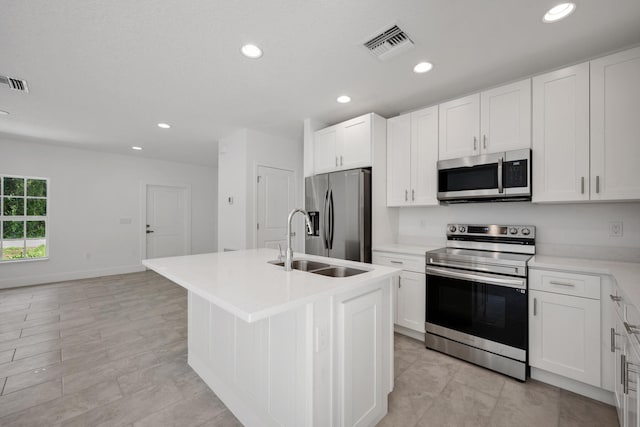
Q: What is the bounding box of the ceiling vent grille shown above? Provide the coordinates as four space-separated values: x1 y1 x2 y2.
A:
0 75 29 93
363 25 415 61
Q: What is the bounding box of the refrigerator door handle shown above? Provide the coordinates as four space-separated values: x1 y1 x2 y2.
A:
322 189 329 249
328 190 334 250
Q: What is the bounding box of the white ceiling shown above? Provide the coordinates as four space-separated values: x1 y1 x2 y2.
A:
1 0 639 167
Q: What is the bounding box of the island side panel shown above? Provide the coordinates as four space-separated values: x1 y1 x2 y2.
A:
187 291 311 427
333 277 393 427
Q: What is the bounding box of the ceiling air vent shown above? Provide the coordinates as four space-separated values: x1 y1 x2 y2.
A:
0 75 29 93
363 24 415 62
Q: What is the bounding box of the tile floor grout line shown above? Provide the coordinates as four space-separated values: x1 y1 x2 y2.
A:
0 376 6 395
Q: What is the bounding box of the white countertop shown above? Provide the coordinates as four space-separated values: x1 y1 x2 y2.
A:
373 243 442 257
530 255 640 308
143 248 400 323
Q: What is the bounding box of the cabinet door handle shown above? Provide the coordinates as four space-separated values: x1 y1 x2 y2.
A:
610 294 622 302
412 189 415 201
624 321 640 335
549 281 575 288
340 155 343 166
405 190 408 201
581 177 585 194
398 277 402 288
533 297 537 316
611 327 618 353
390 260 404 265
473 136 478 151
623 353 627 390
483 135 487 149
335 156 338 167
596 175 600 194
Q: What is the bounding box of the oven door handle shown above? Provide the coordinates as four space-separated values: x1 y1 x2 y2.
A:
426 266 526 289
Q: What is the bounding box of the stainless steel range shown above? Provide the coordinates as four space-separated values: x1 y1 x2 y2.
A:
425 224 535 381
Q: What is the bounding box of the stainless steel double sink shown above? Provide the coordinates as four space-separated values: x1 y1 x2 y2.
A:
268 259 367 277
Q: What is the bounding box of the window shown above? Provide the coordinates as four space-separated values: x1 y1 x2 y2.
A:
1 175 48 261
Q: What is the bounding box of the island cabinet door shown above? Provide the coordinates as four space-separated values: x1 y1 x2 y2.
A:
337 286 388 427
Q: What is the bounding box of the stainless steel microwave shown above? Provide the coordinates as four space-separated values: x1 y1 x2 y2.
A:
437 149 531 203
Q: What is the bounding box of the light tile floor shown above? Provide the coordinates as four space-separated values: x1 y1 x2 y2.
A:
0 271 618 426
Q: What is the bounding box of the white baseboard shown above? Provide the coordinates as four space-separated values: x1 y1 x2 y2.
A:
0 264 146 289
531 367 615 405
394 324 425 342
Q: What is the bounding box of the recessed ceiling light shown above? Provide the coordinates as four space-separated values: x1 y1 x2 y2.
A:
157 123 171 129
413 62 434 74
0 110 9 115
543 3 576 23
241 44 263 59
132 146 143 151
336 95 351 104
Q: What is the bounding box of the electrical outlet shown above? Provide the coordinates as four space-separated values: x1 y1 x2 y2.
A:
609 221 623 237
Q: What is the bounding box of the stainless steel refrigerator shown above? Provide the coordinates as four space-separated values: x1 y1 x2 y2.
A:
305 168 371 263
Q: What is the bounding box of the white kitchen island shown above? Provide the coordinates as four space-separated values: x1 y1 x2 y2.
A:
142 248 400 427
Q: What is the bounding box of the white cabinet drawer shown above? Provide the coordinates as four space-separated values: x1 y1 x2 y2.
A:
372 252 425 274
529 269 600 300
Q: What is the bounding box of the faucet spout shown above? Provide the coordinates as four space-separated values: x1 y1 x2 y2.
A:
285 208 313 271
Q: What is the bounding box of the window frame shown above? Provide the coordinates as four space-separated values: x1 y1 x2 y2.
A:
0 174 49 263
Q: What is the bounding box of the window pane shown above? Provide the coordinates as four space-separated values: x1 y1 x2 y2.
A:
2 240 25 260
3 177 25 196
2 221 24 239
26 239 46 258
3 198 24 216
26 221 46 238
26 179 47 197
26 198 47 216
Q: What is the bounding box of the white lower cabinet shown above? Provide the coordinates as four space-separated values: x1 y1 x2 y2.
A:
529 269 602 387
397 271 426 333
611 284 640 427
372 251 426 338
529 289 601 386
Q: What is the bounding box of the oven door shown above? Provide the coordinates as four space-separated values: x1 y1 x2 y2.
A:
426 266 527 357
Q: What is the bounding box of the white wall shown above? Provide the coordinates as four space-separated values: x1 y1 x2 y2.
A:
0 138 218 288
218 129 303 252
396 202 640 261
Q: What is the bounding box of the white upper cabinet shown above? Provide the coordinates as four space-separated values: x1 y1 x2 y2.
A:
313 113 372 174
411 106 439 205
314 126 338 173
438 94 480 160
590 46 640 201
439 80 531 160
339 115 372 170
532 46 640 203
480 79 531 153
387 106 438 206
386 114 412 206
532 62 590 202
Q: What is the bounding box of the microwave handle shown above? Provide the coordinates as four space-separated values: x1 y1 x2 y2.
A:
497 157 504 194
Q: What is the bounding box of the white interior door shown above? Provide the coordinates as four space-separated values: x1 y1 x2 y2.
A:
257 166 295 251
146 184 188 259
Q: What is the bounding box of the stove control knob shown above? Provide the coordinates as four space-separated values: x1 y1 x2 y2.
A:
459 226 466 233
522 228 531 236
448 225 457 233
509 227 518 235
